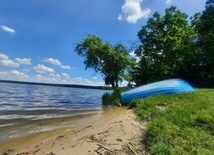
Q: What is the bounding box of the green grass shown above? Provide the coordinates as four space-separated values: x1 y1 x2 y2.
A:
130 89 214 155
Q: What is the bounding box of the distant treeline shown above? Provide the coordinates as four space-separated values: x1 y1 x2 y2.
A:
0 80 112 90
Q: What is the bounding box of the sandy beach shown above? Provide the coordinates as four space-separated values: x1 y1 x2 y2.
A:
0 107 147 155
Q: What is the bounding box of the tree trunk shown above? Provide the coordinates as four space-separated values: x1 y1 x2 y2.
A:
116 81 118 88
111 82 115 89
115 73 119 88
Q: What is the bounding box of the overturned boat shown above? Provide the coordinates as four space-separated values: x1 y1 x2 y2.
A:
121 79 194 104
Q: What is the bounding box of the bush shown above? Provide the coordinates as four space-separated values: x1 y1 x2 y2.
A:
102 88 121 105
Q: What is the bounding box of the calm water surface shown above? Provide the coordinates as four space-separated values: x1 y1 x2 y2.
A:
0 82 112 141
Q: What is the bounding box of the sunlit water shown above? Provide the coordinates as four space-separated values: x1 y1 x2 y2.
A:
0 82 112 141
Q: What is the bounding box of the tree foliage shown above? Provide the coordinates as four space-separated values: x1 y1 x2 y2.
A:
132 6 197 85
191 0 214 87
130 2 214 88
75 34 132 88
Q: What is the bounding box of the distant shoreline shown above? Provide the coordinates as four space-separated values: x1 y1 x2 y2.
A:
0 80 112 90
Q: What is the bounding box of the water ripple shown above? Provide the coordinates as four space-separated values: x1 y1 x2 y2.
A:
0 82 112 141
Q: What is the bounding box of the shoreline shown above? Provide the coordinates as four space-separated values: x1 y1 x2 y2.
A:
0 112 102 142
0 80 112 90
0 107 147 155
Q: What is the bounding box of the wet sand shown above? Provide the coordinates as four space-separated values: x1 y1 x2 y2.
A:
0 107 147 155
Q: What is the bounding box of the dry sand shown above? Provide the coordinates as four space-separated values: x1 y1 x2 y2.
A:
0 107 147 155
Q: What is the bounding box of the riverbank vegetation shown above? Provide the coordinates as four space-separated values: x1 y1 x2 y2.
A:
102 88 121 105
131 89 214 154
102 88 127 105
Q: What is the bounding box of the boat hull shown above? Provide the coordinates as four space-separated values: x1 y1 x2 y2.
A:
121 79 194 104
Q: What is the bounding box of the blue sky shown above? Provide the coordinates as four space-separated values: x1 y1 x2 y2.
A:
0 0 206 86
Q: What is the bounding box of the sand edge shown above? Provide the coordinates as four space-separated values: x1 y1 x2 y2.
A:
1 107 148 155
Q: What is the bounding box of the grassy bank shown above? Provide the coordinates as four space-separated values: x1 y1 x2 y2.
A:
130 89 214 154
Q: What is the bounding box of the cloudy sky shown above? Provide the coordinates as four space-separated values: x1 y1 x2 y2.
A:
0 0 206 86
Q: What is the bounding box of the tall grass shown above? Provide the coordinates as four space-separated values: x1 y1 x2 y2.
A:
130 89 214 154
102 88 122 105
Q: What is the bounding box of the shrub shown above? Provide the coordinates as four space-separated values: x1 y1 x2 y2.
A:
102 88 121 105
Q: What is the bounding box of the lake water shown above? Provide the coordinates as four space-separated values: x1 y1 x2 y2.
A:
0 82 112 142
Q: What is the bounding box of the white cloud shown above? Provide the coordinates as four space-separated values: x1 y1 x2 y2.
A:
118 0 151 24
0 70 28 80
36 74 57 83
129 51 140 62
44 57 71 70
0 54 104 86
62 73 70 79
44 58 61 66
70 77 104 86
33 74 103 86
0 60 20 67
50 73 60 78
0 71 7 76
1 25 16 34
166 0 172 4
118 14 123 21
129 51 135 57
0 54 9 60
0 54 20 68
120 80 129 87
34 64 55 74
92 76 98 80
15 58 31 65
61 65 71 70
0 69 104 86
36 74 42 79
10 70 28 78
35 74 67 84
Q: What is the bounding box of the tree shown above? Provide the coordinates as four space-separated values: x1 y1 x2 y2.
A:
192 0 214 87
130 56 151 85
75 34 132 88
132 6 196 85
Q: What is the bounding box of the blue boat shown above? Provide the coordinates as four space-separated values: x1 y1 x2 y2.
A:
121 79 194 104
